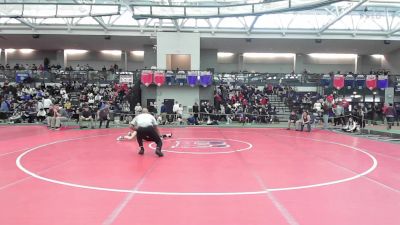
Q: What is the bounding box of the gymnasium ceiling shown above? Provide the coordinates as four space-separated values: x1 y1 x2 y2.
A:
0 0 400 40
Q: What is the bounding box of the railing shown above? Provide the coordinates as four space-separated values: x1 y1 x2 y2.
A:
1 69 399 88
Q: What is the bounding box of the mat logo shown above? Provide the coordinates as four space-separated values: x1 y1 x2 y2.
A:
171 140 230 149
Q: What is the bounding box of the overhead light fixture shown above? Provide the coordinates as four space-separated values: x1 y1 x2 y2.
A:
308 53 357 59
371 54 384 59
243 53 295 58
65 49 88 54
101 50 121 55
20 49 35 54
131 50 144 56
5 48 16 53
217 52 234 57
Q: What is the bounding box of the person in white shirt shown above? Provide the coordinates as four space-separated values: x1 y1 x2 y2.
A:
130 108 163 157
172 101 179 121
94 93 102 102
177 104 183 118
134 103 142 116
43 96 52 112
172 101 179 113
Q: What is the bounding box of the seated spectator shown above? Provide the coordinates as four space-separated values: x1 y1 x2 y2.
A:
9 111 23 124
49 105 68 130
187 114 199 125
46 105 56 127
342 117 358 133
71 108 80 123
36 108 46 122
21 103 36 123
0 97 11 121
296 111 311 132
287 111 298 130
79 105 94 129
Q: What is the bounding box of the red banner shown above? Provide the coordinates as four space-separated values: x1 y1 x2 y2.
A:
141 70 153 87
366 75 377 90
333 75 344 90
153 71 166 87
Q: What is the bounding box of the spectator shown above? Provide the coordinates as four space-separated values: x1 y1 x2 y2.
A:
296 111 311 132
79 105 94 129
98 101 111 128
172 101 179 120
134 103 142 116
36 107 46 123
287 111 297 130
160 102 167 125
1 98 11 112
177 104 183 119
43 96 52 112
49 105 68 130
342 117 358 133
396 103 400 126
384 103 397 130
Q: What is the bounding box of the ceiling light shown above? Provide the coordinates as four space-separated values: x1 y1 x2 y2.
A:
243 53 295 58
131 51 144 56
371 54 384 59
101 50 121 55
218 52 234 57
5 48 16 53
308 53 357 59
65 49 88 54
20 49 35 54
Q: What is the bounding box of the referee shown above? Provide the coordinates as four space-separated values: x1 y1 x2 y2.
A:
130 108 163 157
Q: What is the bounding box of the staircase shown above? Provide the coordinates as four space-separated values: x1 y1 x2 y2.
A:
268 94 291 122
69 91 80 106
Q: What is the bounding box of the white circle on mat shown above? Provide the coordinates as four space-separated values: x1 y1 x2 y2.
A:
16 133 378 196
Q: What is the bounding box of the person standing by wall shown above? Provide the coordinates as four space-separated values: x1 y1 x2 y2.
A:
192 102 199 123
98 101 111 128
384 103 397 130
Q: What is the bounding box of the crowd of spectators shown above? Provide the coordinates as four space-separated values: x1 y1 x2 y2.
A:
1 74 399 130
0 63 121 72
282 88 400 131
172 84 285 126
0 80 134 129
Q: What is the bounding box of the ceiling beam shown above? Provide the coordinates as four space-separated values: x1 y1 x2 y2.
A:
248 16 259 34
93 17 108 31
15 18 36 29
318 0 367 34
387 27 400 36
173 20 180 31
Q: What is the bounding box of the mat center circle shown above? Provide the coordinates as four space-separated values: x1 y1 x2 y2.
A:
148 138 252 154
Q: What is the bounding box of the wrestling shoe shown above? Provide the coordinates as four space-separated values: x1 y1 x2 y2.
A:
138 147 145 155
155 147 164 157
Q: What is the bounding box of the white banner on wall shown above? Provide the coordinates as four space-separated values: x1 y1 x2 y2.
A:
119 74 133 83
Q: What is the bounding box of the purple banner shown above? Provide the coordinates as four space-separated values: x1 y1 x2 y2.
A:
377 75 388 89
187 71 198 87
200 71 212 87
